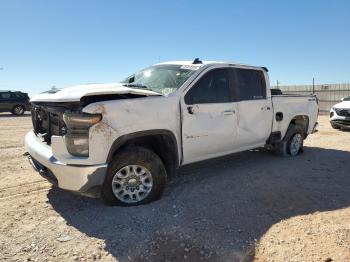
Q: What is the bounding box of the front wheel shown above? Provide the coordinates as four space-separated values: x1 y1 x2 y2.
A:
102 146 167 206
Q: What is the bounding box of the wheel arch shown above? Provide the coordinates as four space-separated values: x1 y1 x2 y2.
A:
106 129 180 175
284 114 310 139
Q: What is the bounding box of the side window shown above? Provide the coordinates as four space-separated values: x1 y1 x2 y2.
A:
10 93 18 99
185 69 231 104
12 92 25 99
0 92 11 99
232 68 266 101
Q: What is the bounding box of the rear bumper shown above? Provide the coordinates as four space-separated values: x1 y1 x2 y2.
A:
25 130 107 195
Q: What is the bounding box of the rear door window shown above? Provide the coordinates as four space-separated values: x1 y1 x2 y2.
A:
230 68 266 101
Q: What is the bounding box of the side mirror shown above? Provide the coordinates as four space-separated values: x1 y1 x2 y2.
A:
121 74 135 84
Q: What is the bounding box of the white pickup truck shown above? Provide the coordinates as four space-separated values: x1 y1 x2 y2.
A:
25 59 318 206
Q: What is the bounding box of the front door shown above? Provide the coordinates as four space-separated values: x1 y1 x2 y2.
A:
181 68 238 164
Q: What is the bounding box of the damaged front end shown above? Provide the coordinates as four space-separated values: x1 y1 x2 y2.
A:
31 101 80 144
25 92 154 196
31 101 102 157
30 93 147 156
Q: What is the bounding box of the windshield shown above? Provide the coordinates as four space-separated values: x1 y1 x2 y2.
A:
343 96 350 101
122 64 199 95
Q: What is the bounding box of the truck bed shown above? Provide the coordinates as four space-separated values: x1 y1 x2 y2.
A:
271 94 318 138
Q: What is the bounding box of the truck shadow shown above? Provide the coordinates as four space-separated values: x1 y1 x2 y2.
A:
48 146 350 262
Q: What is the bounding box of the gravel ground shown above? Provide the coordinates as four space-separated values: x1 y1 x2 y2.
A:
0 113 349 262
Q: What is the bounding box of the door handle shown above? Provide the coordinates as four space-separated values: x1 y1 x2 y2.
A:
222 110 235 115
187 106 194 115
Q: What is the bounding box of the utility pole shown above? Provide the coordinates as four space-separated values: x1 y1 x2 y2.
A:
312 77 315 94
276 80 280 89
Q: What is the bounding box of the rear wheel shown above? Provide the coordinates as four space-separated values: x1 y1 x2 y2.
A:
273 124 305 157
285 125 304 156
287 132 303 156
102 146 167 206
12 105 25 115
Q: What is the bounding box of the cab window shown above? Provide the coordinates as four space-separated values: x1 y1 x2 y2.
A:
230 68 266 101
185 69 231 104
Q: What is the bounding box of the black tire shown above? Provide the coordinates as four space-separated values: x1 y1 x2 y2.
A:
284 124 304 156
331 123 340 129
101 146 167 206
12 105 25 115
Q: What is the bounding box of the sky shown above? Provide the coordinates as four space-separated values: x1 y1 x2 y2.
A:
0 0 349 96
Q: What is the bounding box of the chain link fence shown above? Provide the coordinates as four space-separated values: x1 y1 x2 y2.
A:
272 83 350 114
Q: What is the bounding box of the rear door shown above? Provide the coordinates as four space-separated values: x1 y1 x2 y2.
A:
230 67 273 149
181 67 238 164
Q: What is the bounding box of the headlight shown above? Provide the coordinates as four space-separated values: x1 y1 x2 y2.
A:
63 113 102 156
63 113 102 128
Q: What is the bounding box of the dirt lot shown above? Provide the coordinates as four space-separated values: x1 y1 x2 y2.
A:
0 114 349 262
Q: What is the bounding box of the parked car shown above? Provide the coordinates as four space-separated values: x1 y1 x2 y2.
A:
25 59 319 206
330 96 350 129
0 90 30 115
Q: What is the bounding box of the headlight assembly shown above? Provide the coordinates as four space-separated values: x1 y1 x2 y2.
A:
63 113 102 157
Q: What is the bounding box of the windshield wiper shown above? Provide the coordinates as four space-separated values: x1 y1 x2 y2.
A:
123 83 149 89
123 83 162 95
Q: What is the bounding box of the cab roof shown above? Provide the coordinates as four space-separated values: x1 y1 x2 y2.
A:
156 60 222 66
0 90 25 92
155 60 268 72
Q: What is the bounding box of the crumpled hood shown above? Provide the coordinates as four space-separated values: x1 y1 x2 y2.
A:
333 101 350 109
30 82 161 102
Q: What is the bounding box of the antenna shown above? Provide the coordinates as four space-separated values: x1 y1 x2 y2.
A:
192 58 202 64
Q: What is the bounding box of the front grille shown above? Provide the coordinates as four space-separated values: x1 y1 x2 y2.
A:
31 105 67 144
335 108 350 117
